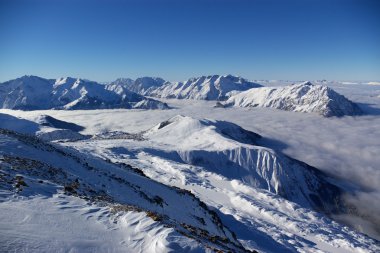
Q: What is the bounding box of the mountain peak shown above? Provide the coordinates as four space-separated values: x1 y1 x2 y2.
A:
143 115 342 212
225 81 362 117
298 81 314 86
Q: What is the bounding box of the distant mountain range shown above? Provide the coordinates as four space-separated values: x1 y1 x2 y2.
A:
0 76 168 110
109 76 362 117
0 75 362 117
223 81 362 117
109 75 262 100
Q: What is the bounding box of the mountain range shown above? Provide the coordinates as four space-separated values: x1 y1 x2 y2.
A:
0 76 168 110
0 75 362 117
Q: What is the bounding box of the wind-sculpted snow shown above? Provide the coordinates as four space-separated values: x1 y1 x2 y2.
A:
0 125 249 252
0 193 211 253
0 76 168 110
224 81 362 117
149 75 262 100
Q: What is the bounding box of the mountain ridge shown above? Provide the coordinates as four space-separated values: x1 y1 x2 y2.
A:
0 76 168 110
224 81 362 117
148 74 263 100
142 115 346 213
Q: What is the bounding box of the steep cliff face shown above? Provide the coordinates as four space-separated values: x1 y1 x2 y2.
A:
144 115 343 212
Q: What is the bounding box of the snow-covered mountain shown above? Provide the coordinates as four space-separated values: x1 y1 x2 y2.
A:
0 75 54 110
0 76 168 110
60 113 378 252
108 77 168 95
140 115 344 213
149 75 262 100
224 81 362 117
0 113 248 252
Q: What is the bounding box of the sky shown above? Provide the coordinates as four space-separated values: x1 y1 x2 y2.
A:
0 0 379 82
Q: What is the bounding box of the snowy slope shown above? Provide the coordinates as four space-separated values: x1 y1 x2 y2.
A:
0 191 207 253
109 77 168 95
62 115 379 253
135 115 345 212
0 117 249 252
224 81 362 117
0 76 168 110
0 112 353 212
134 154 378 253
149 75 262 100
0 113 89 142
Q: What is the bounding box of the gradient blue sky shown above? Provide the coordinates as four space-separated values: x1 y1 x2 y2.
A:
0 0 379 82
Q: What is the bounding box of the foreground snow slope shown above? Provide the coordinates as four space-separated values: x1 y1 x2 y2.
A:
0 191 204 253
0 76 168 110
0 116 249 252
224 82 362 117
149 75 262 100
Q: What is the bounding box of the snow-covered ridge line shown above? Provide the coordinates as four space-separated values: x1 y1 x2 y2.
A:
147 74 263 100
109 74 262 100
108 76 168 96
1 75 364 115
0 127 251 252
141 115 348 213
223 81 362 117
0 75 168 110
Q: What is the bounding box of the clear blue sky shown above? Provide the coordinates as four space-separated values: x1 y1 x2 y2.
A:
0 0 379 82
